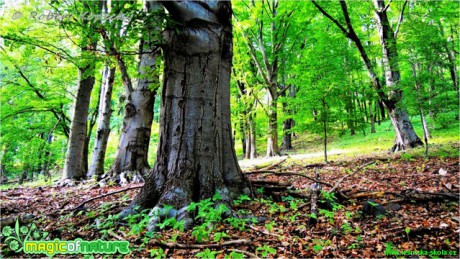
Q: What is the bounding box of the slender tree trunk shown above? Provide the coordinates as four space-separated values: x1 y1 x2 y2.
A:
244 114 257 160
369 100 376 134
88 66 115 178
281 85 295 150
281 118 293 150
420 110 429 157
249 117 257 159
62 44 97 181
107 55 157 183
82 94 100 175
378 100 385 123
123 1 252 226
266 92 279 157
345 91 356 135
321 98 328 163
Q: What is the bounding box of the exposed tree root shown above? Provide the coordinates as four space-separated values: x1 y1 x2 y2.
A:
55 178 81 187
248 158 287 172
347 190 459 202
66 185 143 211
249 225 282 238
245 170 333 187
99 169 148 186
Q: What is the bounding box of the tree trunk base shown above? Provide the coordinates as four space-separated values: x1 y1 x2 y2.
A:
99 169 148 187
55 179 82 187
391 139 424 152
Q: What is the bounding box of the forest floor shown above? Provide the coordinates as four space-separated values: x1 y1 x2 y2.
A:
1 144 459 258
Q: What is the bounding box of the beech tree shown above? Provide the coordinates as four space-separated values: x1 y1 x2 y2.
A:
311 0 423 151
234 0 306 157
122 0 252 226
87 66 115 178
62 1 101 181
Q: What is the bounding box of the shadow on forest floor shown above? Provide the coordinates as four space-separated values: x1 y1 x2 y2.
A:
1 143 459 258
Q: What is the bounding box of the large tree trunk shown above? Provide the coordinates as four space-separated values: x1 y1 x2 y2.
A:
88 66 115 178
373 0 423 151
122 0 252 227
105 2 159 184
62 44 97 181
106 62 156 184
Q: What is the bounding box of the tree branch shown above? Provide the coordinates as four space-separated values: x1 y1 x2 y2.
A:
310 0 348 35
393 0 408 39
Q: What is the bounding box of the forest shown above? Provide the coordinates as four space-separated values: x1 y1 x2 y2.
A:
0 0 459 258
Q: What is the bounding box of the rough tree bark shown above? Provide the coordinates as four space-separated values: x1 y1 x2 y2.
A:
61 44 97 181
122 0 252 227
105 1 160 184
88 66 115 178
373 0 423 151
82 87 100 175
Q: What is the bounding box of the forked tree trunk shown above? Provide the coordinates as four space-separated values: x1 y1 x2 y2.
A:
123 0 252 225
62 44 97 181
88 66 115 178
106 2 160 184
312 0 422 151
373 0 423 151
106 60 156 183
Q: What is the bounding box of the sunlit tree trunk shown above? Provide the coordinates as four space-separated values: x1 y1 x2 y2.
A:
88 66 115 178
106 1 160 184
62 44 97 181
373 0 423 151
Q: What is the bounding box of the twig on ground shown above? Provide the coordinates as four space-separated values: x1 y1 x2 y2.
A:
227 249 260 258
108 229 124 240
249 158 287 172
244 171 333 187
329 161 375 193
152 239 251 249
249 225 282 238
66 185 142 211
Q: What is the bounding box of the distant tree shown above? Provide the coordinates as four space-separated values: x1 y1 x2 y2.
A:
311 0 423 151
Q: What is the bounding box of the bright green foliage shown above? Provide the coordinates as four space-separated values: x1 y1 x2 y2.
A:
196 248 220 259
256 244 276 257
